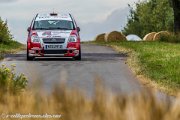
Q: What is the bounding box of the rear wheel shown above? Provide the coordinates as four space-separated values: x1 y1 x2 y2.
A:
27 49 34 61
74 49 81 61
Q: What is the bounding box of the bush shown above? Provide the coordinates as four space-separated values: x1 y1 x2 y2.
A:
159 33 180 43
0 65 28 95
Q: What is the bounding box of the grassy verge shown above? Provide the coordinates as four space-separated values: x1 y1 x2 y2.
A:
90 41 180 96
0 63 180 120
0 76 180 120
0 41 24 59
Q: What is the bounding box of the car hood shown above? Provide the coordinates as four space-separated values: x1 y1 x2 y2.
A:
36 30 72 38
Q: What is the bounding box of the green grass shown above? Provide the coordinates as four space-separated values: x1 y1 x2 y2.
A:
0 41 24 59
92 41 180 95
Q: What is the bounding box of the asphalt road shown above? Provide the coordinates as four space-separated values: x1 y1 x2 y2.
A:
1 44 161 97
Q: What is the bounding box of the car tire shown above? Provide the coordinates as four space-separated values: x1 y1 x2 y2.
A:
74 48 81 61
27 49 34 61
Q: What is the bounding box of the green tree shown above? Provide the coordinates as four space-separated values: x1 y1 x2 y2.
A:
171 0 180 33
0 18 12 44
123 0 174 38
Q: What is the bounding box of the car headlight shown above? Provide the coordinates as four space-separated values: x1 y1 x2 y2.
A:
68 35 77 42
31 35 40 43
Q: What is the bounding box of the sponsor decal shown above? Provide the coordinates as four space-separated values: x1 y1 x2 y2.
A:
51 31 61 35
42 31 52 36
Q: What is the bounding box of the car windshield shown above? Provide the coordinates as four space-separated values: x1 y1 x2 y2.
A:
33 20 75 30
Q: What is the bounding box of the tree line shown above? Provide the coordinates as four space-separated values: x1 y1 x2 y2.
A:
123 0 180 38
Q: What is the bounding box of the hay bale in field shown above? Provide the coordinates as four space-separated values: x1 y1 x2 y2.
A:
143 32 157 41
95 33 106 42
105 31 127 42
153 31 170 41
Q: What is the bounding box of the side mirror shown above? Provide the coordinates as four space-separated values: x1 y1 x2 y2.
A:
77 27 80 32
27 27 31 32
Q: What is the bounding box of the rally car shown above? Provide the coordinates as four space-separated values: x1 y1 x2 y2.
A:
27 13 81 60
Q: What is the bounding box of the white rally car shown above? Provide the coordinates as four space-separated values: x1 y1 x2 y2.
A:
27 13 81 60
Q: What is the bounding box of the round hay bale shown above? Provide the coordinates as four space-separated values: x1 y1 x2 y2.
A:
95 33 106 42
143 32 157 41
105 31 127 42
153 31 170 41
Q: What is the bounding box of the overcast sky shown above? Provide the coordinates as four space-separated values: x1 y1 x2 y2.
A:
0 0 138 43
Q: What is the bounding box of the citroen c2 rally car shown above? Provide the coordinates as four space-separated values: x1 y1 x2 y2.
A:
27 13 81 60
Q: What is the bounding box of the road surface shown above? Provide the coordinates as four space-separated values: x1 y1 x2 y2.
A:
1 44 150 96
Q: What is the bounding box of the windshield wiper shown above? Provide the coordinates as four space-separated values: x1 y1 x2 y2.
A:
47 27 72 30
57 27 71 30
34 28 47 30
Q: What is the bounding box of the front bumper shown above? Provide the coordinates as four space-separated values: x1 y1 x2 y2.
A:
28 48 80 57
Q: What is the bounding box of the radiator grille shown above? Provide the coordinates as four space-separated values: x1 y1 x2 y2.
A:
43 38 65 44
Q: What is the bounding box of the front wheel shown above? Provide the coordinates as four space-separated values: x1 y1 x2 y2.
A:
27 49 34 61
74 49 81 61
